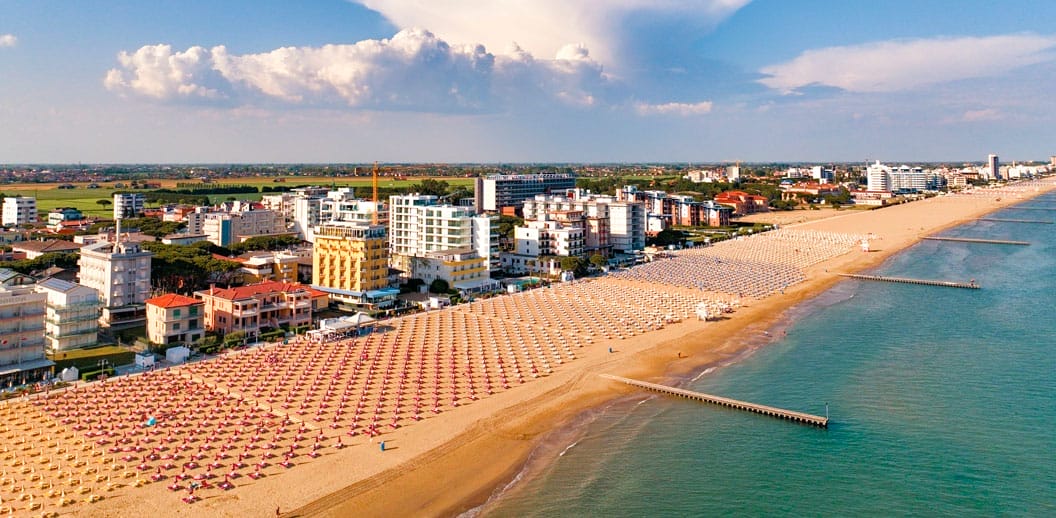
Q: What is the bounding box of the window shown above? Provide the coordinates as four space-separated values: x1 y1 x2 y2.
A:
173 323 180 331
173 309 181 318
190 306 199 316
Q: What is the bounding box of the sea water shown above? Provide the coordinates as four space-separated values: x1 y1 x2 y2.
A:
484 198 1056 517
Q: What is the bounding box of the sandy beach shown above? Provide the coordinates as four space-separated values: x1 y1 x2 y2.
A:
6 181 1050 518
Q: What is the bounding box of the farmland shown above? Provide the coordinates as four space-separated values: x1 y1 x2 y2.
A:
1 176 476 219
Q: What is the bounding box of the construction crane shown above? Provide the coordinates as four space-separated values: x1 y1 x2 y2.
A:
372 161 380 225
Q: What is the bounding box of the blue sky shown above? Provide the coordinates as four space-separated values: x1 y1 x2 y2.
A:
1 0 1054 163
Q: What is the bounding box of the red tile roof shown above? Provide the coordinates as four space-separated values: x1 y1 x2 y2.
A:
146 293 202 309
199 281 325 301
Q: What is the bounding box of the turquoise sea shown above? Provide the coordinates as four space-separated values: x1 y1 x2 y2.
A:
482 196 1056 517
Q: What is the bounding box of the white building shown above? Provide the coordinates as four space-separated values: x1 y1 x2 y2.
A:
321 188 387 226
0 286 52 386
35 278 99 353
201 209 286 247
2 196 37 227
890 165 927 192
866 161 892 192
78 239 152 328
113 193 145 219
521 193 644 254
409 248 494 292
389 194 497 277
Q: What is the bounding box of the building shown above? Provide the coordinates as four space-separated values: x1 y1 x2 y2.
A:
312 222 397 308
46 207 84 229
195 281 327 339
0 286 52 387
713 191 770 216
988 154 1001 181
389 194 497 276
0 267 36 287
35 278 99 353
113 193 145 219
237 250 300 284
2 196 37 227
409 248 495 292
201 209 287 247
78 239 152 328
890 165 927 192
321 188 387 226
866 161 892 192
476 173 577 213
521 192 646 255
160 233 208 246
11 239 83 260
145 293 204 346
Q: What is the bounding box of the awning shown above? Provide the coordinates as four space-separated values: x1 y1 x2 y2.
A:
0 358 56 376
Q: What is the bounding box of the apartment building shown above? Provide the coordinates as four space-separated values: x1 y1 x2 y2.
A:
113 193 145 218
78 240 152 328
145 293 205 346
36 278 100 352
2 196 37 227
475 173 576 213
195 281 327 338
312 222 395 307
0 286 52 387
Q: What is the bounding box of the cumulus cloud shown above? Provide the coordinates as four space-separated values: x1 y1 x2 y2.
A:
0 34 16 48
759 34 1056 94
105 29 642 114
354 0 749 69
104 44 226 100
635 100 713 116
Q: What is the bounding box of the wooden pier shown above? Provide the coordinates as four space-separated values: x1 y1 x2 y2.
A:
979 218 1054 224
601 374 828 428
922 236 1030 246
838 273 980 289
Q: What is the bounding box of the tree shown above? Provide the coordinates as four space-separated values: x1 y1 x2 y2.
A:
559 256 588 277
412 178 450 197
96 199 112 209
228 234 301 255
649 228 685 248
142 242 242 293
429 278 450 294
589 254 607 269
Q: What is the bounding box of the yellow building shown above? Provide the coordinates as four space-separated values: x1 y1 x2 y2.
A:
312 222 396 308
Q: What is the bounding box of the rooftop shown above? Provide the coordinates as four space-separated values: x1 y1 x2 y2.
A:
145 293 202 309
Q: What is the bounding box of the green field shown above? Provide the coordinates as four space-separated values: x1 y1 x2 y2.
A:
3 177 476 219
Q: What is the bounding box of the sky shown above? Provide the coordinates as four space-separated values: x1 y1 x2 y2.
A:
1 0 1055 164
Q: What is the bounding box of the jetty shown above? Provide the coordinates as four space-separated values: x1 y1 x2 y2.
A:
979 218 1054 224
922 236 1030 246
600 374 828 428
837 273 979 289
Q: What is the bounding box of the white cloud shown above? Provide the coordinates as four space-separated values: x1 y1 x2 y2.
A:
635 100 713 116
759 34 1056 94
354 0 749 69
211 29 495 110
106 29 619 113
104 44 225 100
0 34 17 48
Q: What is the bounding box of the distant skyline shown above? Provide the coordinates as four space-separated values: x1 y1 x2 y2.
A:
2 1 1055 163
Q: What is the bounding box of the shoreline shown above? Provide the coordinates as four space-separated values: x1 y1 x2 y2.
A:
62 182 1054 518
318 182 1056 518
